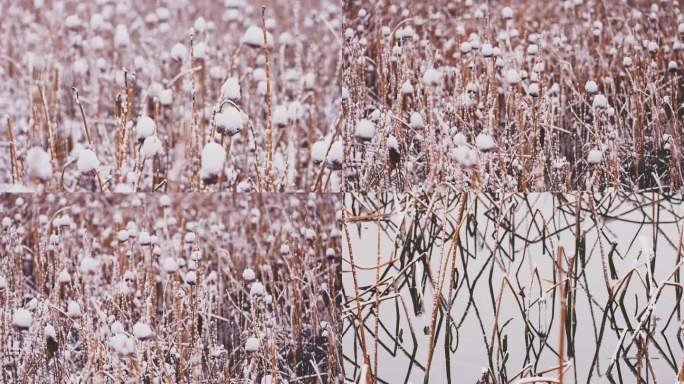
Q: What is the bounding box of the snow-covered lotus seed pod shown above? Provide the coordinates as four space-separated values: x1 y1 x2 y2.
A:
170 43 188 61
242 268 256 281
584 80 598 94
354 119 376 141
421 68 442 86
140 136 164 159
241 25 273 48
220 77 241 101
13 308 33 330
200 142 226 183
587 149 603 164
77 149 100 173
475 133 496 152
26 147 53 181
245 336 260 352
215 106 245 136
135 116 156 141
133 321 153 340
327 140 344 170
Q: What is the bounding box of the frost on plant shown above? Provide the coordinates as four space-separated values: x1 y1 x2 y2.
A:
343 192 684 383
342 1 684 192
0 193 342 383
0 0 343 192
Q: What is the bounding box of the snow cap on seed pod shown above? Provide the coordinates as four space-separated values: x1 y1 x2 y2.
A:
133 321 153 340
587 148 603 164
592 94 609 109
504 68 520 85
354 119 375 141
184 271 197 285
140 135 164 159
215 106 246 136
158 88 173 106
250 281 265 296
400 80 414 95
58 269 71 283
110 333 135 356
584 80 598 94
327 140 343 170
475 133 496 152
67 300 81 319
159 195 171 207
311 139 328 165
114 24 130 48
272 104 289 127
220 77 241 101
242 268 256 281
117 229 129 242
409 112 424 129
77 149 100 173
138 231 152 245
45 323 56 340
13 308 32 330
162 257 179 273
528 83 540 97
245 336 260 352
26 147 53 181
135 116 155 141
421 67 442 86
452 146 477 168
241 25 273 48
170 43 188 61
184 232 196 243
481 43 493 57
200 142 226 182
79 255 98 274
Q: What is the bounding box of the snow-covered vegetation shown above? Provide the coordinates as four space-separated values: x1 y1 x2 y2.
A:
0 193 342 382
343 0 684 192
0 0 342 192
343 192 684 383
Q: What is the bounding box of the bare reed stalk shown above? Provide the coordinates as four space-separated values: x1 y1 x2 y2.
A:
342 208 373 384
557 246 566 384
424 193 467 383
6 116 20 183
38 85 56 163
261 6 275 191
72 88 92 146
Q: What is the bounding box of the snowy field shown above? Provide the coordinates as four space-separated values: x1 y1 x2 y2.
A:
0 0 342 192
1 1 684 383
0 193 342 383
342 1 684 192
343 193 684 383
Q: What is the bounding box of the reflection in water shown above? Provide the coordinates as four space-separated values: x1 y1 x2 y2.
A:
343 193 684 384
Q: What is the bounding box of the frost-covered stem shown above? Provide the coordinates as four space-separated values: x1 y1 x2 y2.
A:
312 112 342 192
587 194 612 294
491 59 499 140
425 194 466 383
261 7 275 191
72 88 92 146
135 158 146 192
342 209 373 383
6 116 20 183
38 85 56 163
373 217 381 384
557 246 566 384
115 71 131 183
188 34 202 192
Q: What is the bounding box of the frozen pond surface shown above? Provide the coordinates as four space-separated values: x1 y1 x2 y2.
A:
343 194 684 384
